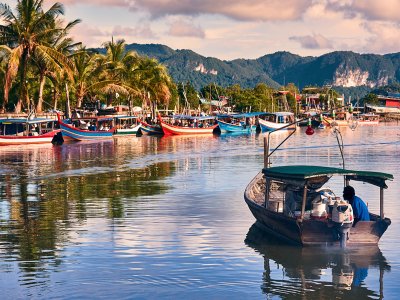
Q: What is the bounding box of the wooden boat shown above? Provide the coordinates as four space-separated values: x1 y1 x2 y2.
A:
357 113 380 125
216 112 265 133
114 116 141 135
138 120 163 135
259 112 295 132
57 113 114 141
0 117 59 145
244 165 393 246
158 114 218 135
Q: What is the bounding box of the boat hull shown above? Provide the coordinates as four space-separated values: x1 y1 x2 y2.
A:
114 124 141 135
60 123 114 141
259 118 295 132
160 121 218 135
217 120 256 133
139 121 163 135
0 130 60 145
244 172 390 246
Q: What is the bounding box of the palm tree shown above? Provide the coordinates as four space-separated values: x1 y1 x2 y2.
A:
0 0 74 112
133 57 172 108
33 18 81 112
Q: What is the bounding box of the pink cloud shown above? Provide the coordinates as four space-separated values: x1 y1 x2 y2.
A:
326 0 400 22
168 21 205 38
289 33 333 49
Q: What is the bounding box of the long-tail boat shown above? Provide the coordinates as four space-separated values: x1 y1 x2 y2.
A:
138 119 163 135
56 113 114 141
258 112 296 132
244 111 393 247
158 114 218 135
0 117 59 145
244 165 393 246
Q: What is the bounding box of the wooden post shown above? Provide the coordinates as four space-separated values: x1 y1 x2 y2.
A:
264 136 270 168
380 187 384 219
264 178 270 208
300 184 308 221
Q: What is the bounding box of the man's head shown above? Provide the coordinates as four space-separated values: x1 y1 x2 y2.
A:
343 186 355 201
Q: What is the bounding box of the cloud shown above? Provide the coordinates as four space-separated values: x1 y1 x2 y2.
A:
361 22 400 53
326 0 400 22
112 25 157 39
70 23 157 47
289 33 333 49
167 20 205 38
50 0 314 21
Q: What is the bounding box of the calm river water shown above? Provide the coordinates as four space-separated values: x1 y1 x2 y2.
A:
0 123 399 299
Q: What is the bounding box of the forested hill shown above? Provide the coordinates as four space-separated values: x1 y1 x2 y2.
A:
95 43 400 97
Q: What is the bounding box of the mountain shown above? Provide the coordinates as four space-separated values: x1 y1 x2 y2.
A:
96 43 400 98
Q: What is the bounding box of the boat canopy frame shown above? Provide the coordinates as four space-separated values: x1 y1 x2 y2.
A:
262 165 393 189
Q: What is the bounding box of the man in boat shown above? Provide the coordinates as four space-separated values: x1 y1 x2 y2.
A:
343 186 370 222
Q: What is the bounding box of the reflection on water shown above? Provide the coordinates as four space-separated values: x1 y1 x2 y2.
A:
0 124 399 298
245 224 391 299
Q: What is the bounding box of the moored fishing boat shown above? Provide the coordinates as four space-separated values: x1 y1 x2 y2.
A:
114 116 141 135
138 119 163 135
0 117 59 145
244 165 393 246
357 113 380 125
216 112 265 133
158 114 218 135
56 113 114 141
259 112 295 132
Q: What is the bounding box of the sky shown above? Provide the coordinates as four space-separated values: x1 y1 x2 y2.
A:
3 0 400 60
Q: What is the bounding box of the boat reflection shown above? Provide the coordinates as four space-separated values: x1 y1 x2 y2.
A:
245 223 391 299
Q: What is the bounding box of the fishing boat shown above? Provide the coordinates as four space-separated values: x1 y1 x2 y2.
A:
216 112 265 133
138 119 163 135
244 165 393 246
357 113 380 125
158 114 218 135
114 116 141 135
258 112 295 132
56 113 114 141
0 116 59 145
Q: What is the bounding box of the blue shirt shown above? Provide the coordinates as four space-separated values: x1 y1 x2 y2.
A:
352 196 370 221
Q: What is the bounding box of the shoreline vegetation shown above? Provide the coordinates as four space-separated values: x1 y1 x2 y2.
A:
0 1 399 119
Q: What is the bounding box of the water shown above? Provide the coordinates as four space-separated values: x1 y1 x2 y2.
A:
0 124 399 299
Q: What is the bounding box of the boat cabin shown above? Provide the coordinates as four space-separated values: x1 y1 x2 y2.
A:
0 118 58 136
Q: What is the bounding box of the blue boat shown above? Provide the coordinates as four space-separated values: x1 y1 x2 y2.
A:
57 113 114 141
217 112 265 133
258 112 295 132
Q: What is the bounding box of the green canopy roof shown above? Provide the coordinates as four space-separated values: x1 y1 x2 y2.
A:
262 165 393 188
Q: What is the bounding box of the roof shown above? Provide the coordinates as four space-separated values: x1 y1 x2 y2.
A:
262 165 393 188
216 112 267 118
266 112 294 116
169 114 215 121
0 118 56 124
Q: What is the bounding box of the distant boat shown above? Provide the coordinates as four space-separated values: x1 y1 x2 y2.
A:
138 120 163 135
258 112 295 132
114 116 141 135
0 117 59 145
57 113 114 141
357 113 380 125
158 114 218 135
217 112 265 133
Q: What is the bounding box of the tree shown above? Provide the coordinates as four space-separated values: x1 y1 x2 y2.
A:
33 18 81 112
0 0 74 112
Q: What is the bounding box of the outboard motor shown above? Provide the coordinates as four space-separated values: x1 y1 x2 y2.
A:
331 201 354 248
